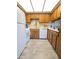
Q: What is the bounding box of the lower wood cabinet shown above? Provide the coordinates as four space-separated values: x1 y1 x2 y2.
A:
30 29 39 39
51 31 59 49
55 33 61 59
47 29 61 59
47 29 52 44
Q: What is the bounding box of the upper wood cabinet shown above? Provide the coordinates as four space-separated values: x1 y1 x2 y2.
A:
26 14 50 23
26 14 31 23
57 5 61 18
53 9 57 20
39 14 50 23
30 14 39 19
39 14 44 22
50 13 54 21
51 5 61 21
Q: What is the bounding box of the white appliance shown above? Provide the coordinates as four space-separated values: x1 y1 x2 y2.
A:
26 28 30 40
39 29 47 39
17 7 29 58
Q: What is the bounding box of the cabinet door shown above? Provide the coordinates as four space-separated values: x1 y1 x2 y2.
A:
47 29 50 41
58 5 61 18
39 15 44 22
57 5 61 18
51 5 61 21
26 15 30 23
47 29 51 43
39 14 49 23
53 10 57 20
47 29 49 39
56 7 58 18
50 30 53 44
51 13 54 21
47 30 52 44
51 31 58 49
35 29 39 39
30 29 35 39
30 29 39 39
44 15 50 22
56 33 61 59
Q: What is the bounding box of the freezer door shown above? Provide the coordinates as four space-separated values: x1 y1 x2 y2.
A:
17 7 26 24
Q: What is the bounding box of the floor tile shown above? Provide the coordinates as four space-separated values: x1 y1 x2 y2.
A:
19 39 59 59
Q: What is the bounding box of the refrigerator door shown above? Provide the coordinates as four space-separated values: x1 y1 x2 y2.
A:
17 7 26 24
17 24 26 58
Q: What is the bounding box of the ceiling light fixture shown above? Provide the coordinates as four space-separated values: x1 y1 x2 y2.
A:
30 0 34 12
42 0 46 12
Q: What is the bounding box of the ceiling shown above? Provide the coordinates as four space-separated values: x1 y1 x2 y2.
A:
17 0 60 12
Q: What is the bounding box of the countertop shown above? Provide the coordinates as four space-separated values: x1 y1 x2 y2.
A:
29 27 59 32
48 28 59 32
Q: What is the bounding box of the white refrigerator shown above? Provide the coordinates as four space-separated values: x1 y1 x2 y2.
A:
17 7 29 58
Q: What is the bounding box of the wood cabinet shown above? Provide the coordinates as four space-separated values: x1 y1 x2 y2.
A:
51 5 61 21
25 5 61 23
47 29 61 59
56 33 61 59
26 13 50 23
51 31 59 49
57 5 61 18
26 15 31 23
39 14 50 23
47 29 52 44
30 29 39 39
39 15 45 22
47 29 58 49
53 9 57 20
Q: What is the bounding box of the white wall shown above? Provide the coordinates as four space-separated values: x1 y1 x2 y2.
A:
17 7 29 58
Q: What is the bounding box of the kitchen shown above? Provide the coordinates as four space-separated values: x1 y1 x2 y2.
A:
17 0 61 59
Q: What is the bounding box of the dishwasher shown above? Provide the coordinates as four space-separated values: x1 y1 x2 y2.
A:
39 29 47 39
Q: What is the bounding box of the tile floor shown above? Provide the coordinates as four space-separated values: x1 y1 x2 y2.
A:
19 39 59 59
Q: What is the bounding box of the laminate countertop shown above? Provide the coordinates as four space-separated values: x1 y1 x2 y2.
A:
48 28 59 32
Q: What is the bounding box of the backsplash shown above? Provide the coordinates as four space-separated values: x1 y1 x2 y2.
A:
29 20 48 29
27 19 61 29
48 19 61 29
